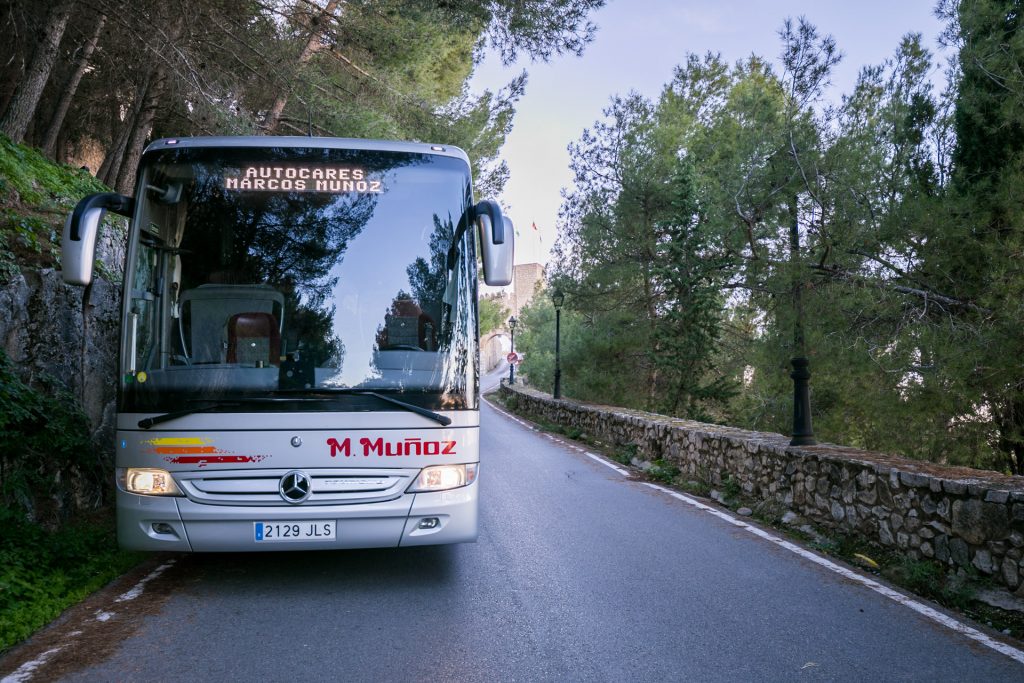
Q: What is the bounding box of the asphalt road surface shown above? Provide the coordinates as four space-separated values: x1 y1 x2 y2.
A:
4 394 1024 682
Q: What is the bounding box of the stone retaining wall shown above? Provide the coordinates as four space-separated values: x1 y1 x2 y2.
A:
1 221 125 446
500 384 1024 593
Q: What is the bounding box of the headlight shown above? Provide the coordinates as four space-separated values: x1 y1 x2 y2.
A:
120 468 183 496
408 463 478 492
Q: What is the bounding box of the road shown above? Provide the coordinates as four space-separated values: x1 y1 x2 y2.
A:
3 391 1024 681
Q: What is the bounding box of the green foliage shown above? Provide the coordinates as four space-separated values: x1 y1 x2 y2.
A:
0 349 104 520
0 232 18 282
504 392 520 411
478 296 510 336
564 426 583 440
0 134 106 206
610 443 638 466
0 0 604 198
537 9 1024 475
880 556 975 611
0 135 116 280
926 0 1024 474
647 460 680 484
679 478 711 497
537 78 740 419
720 476 741 502
649 160 737 419
0 507 142 652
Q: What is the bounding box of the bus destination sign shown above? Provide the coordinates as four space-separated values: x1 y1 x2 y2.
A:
224 165 384 193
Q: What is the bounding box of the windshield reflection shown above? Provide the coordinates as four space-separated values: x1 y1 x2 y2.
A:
121 146 478 414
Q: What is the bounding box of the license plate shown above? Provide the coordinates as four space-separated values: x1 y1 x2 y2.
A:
254 521 335 542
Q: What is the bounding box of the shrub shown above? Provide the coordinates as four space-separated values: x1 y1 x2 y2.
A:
0 349 106 523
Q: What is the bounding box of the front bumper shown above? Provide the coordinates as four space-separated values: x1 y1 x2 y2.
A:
117 481 478 551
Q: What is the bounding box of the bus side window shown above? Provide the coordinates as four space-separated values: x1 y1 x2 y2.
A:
128 242 159 372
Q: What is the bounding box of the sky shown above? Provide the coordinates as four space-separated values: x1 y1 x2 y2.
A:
468 0 948 266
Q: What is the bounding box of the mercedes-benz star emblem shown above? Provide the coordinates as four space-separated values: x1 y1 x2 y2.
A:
279 470 312 504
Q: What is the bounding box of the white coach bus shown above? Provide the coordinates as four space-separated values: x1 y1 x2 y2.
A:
62 137 513 551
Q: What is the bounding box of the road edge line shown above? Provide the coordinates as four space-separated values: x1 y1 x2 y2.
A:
583 451 630 476
0 558 179 683
642 482 1024 666
483 396 630 477
1 647 63 683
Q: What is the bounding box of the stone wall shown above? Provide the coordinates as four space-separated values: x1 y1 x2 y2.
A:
1 220 125 448
500 384 1024 593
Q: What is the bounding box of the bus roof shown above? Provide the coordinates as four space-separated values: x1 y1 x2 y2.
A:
143 136 471 164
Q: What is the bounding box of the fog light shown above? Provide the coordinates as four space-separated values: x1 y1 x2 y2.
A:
417 517 440 530
123 468 183 496
152 522 175 535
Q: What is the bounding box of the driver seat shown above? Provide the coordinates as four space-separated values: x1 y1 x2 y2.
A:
227 312 281 366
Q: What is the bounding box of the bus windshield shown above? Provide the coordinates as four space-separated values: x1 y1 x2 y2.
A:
120 145 479 414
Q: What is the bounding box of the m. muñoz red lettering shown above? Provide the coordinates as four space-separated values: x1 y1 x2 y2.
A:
327 438 351 457
334 437 458 457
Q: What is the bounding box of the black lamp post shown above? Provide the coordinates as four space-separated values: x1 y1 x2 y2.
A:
789 196 816 446
508 315 517 385
790 357 815 445
551 289 564 399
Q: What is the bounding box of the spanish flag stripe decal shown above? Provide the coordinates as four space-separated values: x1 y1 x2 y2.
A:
144 437 212 446
153 446 220 455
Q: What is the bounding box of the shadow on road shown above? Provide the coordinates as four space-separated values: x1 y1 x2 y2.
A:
184 544 459 588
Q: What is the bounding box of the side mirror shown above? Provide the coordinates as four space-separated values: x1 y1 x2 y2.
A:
62 193 133 285
475 200 514 286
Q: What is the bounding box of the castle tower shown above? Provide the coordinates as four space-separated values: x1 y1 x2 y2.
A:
479 262 545 371
510 262 545 317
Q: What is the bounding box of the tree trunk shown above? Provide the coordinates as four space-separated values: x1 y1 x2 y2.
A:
116 68 168 194
263 0 341 134
0 0 76 143
996 397 1024 476
113 15 185 191
41 13 105 159
98 76 149 188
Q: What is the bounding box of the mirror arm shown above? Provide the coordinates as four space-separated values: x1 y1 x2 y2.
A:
69 193 134 240
474 200 505 245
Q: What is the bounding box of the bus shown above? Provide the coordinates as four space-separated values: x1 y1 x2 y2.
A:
62 136 513 551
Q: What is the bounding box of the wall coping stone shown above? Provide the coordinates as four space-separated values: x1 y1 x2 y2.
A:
502 384 1024 491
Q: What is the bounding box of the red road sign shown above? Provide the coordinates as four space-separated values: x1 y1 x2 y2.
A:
507 352 519 364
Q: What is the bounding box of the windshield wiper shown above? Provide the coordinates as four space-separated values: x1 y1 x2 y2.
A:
138 397 323 429
273 388 452 426
138 400 241 429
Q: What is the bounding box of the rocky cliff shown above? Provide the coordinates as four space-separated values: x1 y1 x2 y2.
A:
1 223 125 449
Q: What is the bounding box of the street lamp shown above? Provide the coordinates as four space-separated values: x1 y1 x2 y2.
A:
508 315 517 385
551 290 564 399
788 195 816 446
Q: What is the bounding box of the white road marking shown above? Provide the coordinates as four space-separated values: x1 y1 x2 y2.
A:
1 647 63 683
642 482 1024 666
485 398 631 477
0 559 179 682
115 560 176 603
584 452 630 476
486 396 1024 665
482 397 534 430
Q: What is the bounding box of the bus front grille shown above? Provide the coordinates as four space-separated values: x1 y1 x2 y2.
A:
175 468 417 506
